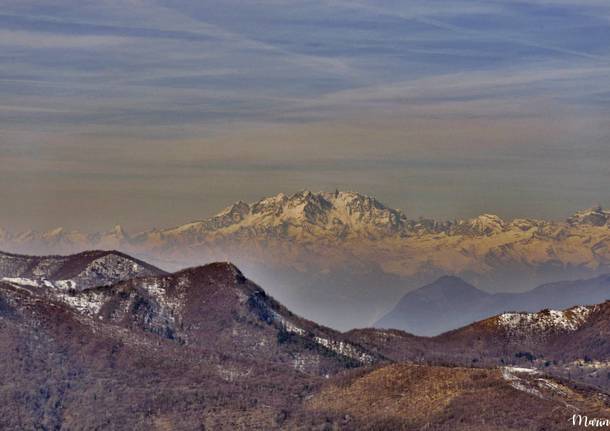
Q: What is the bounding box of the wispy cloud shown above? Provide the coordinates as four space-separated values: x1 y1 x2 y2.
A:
1 0 610 230
0 29 127 48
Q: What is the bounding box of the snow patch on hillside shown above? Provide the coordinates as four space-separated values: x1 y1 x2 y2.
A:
53 290 106 316
2 277 40 287
54 279 76 290
497 306 594 333
501 367 577 405
269 308 374 364
75 254 148 288
2 276 78 291
139 279 183 320
502 367 543 397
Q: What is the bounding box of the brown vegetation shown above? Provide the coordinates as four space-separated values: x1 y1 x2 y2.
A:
308 364 610 430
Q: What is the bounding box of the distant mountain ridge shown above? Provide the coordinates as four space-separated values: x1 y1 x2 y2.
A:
3 190 609 273
375 276 492 335
377 273 610 335
3 190 610 329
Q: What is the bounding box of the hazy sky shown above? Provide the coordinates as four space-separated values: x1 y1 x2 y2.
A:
1 0 610 232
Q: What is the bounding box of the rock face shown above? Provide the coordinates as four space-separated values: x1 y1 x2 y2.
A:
4 191 610 329
567 205 610 227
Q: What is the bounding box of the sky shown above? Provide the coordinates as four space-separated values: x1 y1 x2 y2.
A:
1 0 610 233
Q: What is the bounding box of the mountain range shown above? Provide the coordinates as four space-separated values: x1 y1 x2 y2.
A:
377 273 610 336
1 249 610 429
3 190 610 330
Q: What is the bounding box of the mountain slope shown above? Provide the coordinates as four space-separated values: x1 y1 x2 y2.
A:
354 301 610 370
0 249 166 290
0 279 334 429
2 250 610 429
307 363 610 431
437 302 610 363
5 275 607 430
377 273 610 335
0 260 377 375
0 257 381 428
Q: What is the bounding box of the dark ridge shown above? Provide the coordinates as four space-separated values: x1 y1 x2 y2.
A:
173 262 245 279
0 249 111 260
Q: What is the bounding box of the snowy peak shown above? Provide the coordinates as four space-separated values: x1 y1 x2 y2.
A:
6 227 90 254
567 205 610 227
94 225 131 249
322 190 406 229
186 190 408 239
206 201 252 230
111 224 129 239
278 190 334 225
43 227 65 239
508 218 548 232
454 214 506 236
41 227 87 242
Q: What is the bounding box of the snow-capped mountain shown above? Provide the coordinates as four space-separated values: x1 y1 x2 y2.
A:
131 190 408 249
4 191 610 329
451 213 507 236
4 191 610 279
